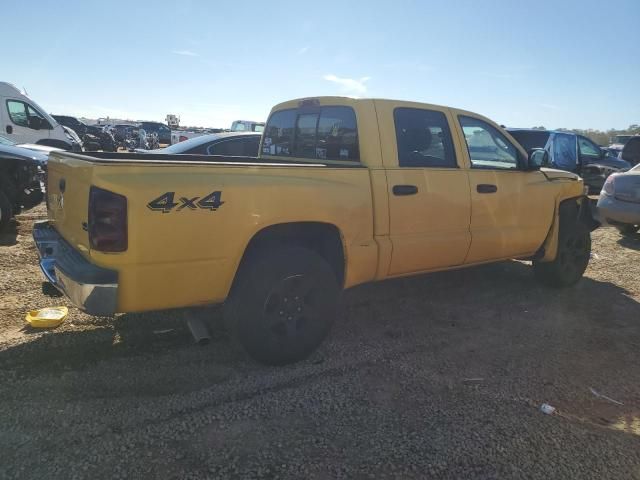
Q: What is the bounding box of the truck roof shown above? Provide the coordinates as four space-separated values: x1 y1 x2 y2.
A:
270 96 501 126
506 128 569 135
273 96 451 110
0 81 24 96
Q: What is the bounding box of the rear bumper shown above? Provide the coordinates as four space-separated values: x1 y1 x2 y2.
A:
597 194 640 225
33 221 118 316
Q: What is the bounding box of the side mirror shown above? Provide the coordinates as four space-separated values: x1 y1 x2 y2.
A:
528 148 549 170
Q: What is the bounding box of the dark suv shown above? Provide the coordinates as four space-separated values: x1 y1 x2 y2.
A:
140 121 172 145
52 115 104 137
52 115 89 136
508 129 631 193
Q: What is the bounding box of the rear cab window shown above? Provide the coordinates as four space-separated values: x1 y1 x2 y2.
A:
263 105 359 162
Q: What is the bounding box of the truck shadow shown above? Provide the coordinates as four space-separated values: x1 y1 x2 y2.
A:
0 306 243 383
618 234 640 251
0 220 18 246
1 261 639 398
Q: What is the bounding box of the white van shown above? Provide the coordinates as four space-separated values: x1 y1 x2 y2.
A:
0 82 74 150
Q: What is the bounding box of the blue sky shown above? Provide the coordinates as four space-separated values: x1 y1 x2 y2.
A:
5 0 639 130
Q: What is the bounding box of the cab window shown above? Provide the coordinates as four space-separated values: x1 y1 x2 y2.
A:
578 136 601 158
263 106 359 161
26 104 51 129
394 108 457 167
7 100 29 127
459 116 519 170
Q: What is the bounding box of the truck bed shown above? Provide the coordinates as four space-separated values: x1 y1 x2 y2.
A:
68 151 364 168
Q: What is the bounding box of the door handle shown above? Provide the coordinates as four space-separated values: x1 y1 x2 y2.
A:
5 125 12 134
392 185 418 196
476 184 497 194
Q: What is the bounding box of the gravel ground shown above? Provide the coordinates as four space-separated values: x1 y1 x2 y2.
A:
1 205 639 479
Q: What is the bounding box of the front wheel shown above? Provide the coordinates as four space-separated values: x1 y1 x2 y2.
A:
533 207 591 288
224 247 340 365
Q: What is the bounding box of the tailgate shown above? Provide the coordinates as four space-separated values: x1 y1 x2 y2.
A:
46 151 94 253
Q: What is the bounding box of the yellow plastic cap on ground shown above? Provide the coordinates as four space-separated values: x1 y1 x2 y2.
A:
25 306 68 328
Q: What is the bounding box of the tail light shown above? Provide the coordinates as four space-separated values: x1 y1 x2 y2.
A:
602 174 617 196
88 186 127 252
179 135 188 142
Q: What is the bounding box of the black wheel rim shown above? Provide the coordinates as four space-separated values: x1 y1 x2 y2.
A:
263 274 320 339
559 232 589 275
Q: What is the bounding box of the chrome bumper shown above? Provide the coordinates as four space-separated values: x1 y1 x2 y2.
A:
33 221 118 316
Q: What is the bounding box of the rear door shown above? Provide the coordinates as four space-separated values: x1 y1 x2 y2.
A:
453 113 555 262
376 101 472 275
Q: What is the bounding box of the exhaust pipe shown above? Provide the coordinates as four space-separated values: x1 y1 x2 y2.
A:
186 317 211 346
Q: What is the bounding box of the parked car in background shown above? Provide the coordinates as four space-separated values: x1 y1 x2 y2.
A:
508 128 630 193
111 124 137 145
0 82 76 150
0 134 61 162
597 163 640 236
52 115 88 136
230 120 265 132
61 126 84 152
52 115 103 137
139 121 172 145
136 132 261 156
0 136 45 230
620 136 640 166
170 128 226 145
601 147 621 158
608 134 634 157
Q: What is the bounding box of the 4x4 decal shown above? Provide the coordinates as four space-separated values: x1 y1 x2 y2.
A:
147 191 224 213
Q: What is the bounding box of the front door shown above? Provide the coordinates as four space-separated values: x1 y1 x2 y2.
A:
376 102 472 276
454 114 555 263
3 99 51 144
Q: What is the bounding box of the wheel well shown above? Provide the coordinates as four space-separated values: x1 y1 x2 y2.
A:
558 197 580 217
239 222 345 286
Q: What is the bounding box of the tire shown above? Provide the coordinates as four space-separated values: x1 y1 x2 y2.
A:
0 189 13 232
617 224 639 236
533 203 591 287
224 246 340 365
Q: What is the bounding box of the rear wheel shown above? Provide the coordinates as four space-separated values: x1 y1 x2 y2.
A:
224 247 340 365
533 204 591 287
617 224 639 236
0 189 12 232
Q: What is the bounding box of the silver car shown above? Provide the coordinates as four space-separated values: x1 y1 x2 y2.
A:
597 163 640 235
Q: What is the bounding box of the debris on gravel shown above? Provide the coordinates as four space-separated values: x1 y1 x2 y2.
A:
1 206 639 479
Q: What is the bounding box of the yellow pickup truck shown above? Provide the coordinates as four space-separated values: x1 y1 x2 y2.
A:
34 97 598 364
